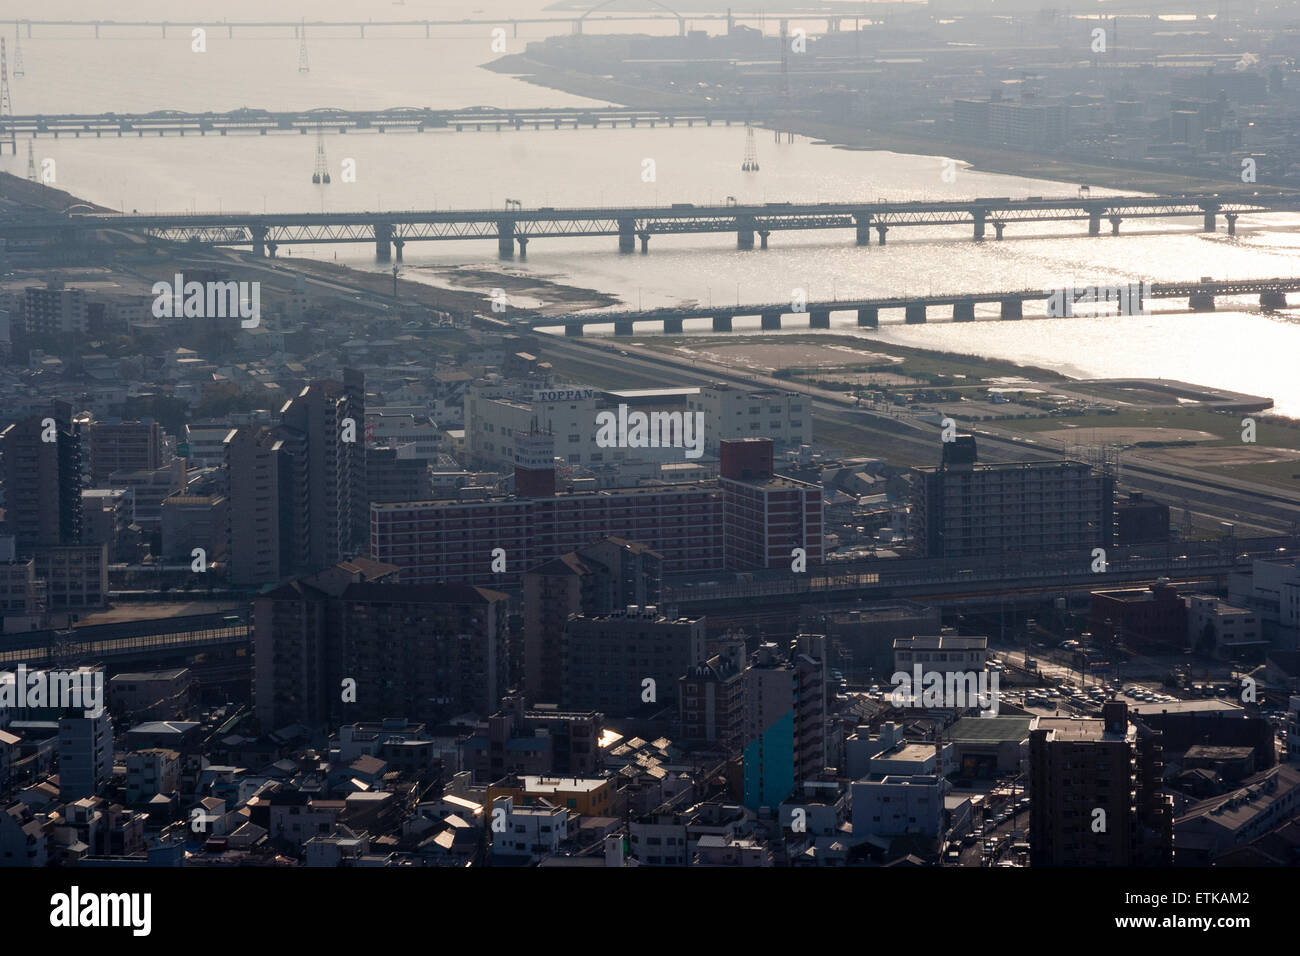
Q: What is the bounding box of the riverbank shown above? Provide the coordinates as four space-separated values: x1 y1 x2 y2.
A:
487 55 1275 196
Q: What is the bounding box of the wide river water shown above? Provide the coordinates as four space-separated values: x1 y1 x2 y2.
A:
6 0 1300 413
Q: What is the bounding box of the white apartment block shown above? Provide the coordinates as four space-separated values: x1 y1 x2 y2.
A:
688 384 811 453
851 774 946 840
490 795 568 859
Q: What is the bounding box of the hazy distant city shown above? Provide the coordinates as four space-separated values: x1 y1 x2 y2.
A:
1 0 1298 893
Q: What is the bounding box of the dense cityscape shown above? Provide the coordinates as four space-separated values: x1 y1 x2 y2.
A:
0 0 1294 933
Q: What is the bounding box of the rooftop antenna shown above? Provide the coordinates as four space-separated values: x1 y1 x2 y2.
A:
298 19 310 73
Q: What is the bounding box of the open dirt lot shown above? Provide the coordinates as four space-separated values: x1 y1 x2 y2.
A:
679 342 900 371
1037 426 1219 445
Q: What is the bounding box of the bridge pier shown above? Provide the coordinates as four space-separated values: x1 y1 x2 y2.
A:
854 213 872 246
972 210 986 240
663 318 683 334
993 220 1005 240
1000 297 1023 319
374 223 393 263
857 307 878 328
614 320 635 336
737 215 756 250
1260 290 1287 311
758 230 769 250
565 324 584 336
639 232 650 254
809 309 830 328
266 242 278 258
905 304 926 324
497 219 515 258
712 314 732 332
250 226 267 258
1226 213 1238 236
516 236 528 258
953 300 976 322
1088 211 1101 236
1109 215 1123 236
875 224 889 245
760 311 782 330
618 218 635 254
1190 292 1216 311
393 238 404 262
1203 210 1218 232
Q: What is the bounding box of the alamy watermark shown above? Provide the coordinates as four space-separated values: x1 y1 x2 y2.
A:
595 404 705 459
151 272 260 327
0 665 105 718
888 666 1000 716
1045 280 1151 318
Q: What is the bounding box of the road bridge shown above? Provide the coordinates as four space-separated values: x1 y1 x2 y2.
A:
33 192 1296 262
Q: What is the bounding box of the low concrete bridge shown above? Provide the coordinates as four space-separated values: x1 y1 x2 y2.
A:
524 276 1300 335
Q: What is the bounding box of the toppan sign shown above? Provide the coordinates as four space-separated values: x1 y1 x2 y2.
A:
533 387 594 404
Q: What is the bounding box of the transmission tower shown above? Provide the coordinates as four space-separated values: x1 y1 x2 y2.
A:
0 38 14 156
298 20 310 73
12 22 23 77
26 138 35 181
312 127 330 184
741 124 760 171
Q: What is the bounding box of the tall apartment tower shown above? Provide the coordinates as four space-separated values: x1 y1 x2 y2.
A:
224 426 283 587
913 436 1113 559
719 438 823 570
277 375 366 573
0 402 82 556
59 710 114 801
1029 701 1173 866
743 634 828 810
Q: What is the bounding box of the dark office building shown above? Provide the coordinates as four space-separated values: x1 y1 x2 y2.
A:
1089 581 1188 652
0 401 82 555
1115 492 1170 546
1029 702 1173 866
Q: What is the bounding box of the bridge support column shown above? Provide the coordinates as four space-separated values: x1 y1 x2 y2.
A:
1088 211 1101 236
758 230 769 249
857 307 878 328
993 220 1005 239
737 215 756 250
809 309 830 328
565 324 584 336
614 320 635 336
1203 210 1218 232
638 232 650 253
875 224 889 245
905 304 926 324
374 223 393 262
1000 297 1022 319
250 226 267 258
1260 290 1287 311
1109 215 1122 236
618 218 635 254
712 314 732 332
1226 213 1238 236
1190 292 1216 311
953 300 975 321
393 239 405 262
761 311 782 330
266 242 278 258
854 213 872 246
497 220 515 258
663 318 683 333
972 210 986 240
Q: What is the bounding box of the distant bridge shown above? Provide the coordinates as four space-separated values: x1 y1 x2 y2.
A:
526 276 1300 334
38 192 1298 262
7 105 778 138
